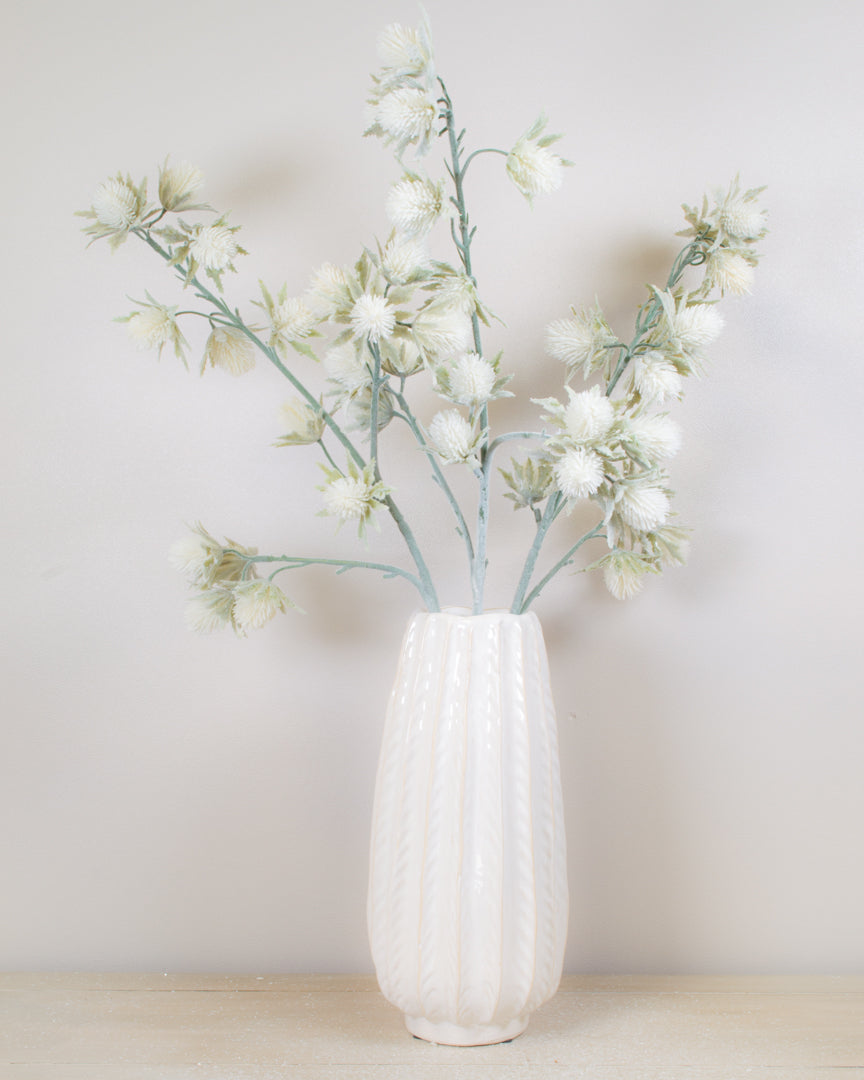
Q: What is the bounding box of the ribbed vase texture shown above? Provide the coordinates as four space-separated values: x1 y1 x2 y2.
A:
367 610 568 1045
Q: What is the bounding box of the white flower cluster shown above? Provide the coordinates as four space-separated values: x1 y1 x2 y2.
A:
681 177 768 297
365 18 438 158
169 524 295 634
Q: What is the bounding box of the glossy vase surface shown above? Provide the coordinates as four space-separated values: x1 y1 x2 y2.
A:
367 609 568 1045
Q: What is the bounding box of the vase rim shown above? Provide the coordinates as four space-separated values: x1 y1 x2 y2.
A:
418 606 536 619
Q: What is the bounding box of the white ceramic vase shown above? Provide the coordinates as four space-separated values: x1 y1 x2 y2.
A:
367 608 568 1046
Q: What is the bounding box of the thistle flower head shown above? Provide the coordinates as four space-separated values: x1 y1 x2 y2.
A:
625 413 682 462
411 304 473 363
368 87 438 157
704 249 756 296
157 160 207 213
632 351 684 403
232 580 294 634
713 178 768 242
505 116 568 204
600 549 655 600
667 302 724 363
617 480 671 532
184 587 236 634
553 446 605 500
121 294 187 362
324 342 371 396
436 352 511 409
386 174 444 238
308 262 353 317
350 293 396 343
201 326 256 377
169 523 256 588
92 177 143 229
319 461 392 537
275 398 326 446
190 223 239 271
376 18 434 82
561 385 615 445
79 173 149 248
428 409 483 467
380 234 430 284
545 306 616 379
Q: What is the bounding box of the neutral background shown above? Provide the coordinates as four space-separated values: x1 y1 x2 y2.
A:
3 0 862 975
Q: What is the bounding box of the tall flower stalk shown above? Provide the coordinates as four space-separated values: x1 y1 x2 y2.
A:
79 18 767 634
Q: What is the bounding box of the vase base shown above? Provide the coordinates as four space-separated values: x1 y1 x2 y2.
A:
405 1013 529 1046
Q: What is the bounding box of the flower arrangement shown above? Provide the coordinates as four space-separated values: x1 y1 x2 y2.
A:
79 14 766 633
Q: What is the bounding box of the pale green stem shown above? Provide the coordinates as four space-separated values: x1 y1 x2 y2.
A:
509 491 563 613
227 551 426 598
317 439 341 474
367 341 383 469
391 388 475 565
439 77 494 611
515 522 605 614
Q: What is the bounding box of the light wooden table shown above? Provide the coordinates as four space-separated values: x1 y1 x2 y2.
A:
2 974 862 1078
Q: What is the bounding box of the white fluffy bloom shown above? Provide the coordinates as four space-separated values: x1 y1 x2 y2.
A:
626 414 682 461
618 482 670 532
386 176 444 238
190 225 238 271
273 296 317 340
309 263 352 315
158 161 204 212
554 447 604 500
276 398 326 446
377 21 433 78
232 580 292 633
602 551 650 600
546 316 595 367
350 294 396 342
706 250 755 296
202 326 255 376
92 177 141 229
324 343 370 394
670 304 724 355
562 386 615 445
185 588 236 634
717 193 767 241
412 305 473 361
169 524 254 587
320 463 391 536
125 302 183 357
428 410 482 466
381 234 430 283
505 117 566 203
633 351 683 403
443 353 498 408
374 88 437 152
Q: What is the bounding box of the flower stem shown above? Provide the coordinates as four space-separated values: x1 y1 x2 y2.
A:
509 492 563 613
439 78 493 612
391 389 475 566
514 522 605 613
229 551 427 597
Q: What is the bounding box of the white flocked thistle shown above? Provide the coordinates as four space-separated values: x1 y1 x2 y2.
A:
80 13 767 632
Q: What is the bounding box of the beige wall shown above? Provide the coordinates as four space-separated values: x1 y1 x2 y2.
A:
3 0 863 973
